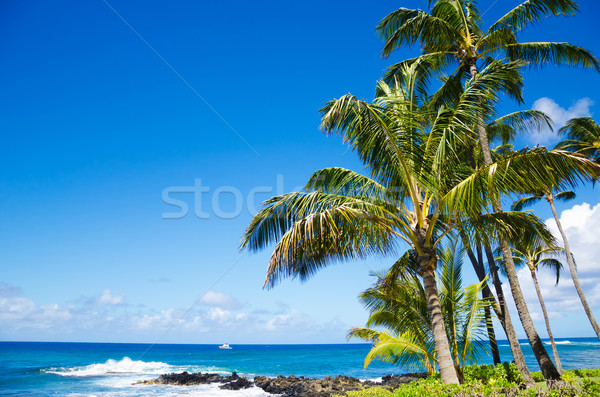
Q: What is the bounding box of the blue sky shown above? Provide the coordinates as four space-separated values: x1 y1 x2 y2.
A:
1 0 599 344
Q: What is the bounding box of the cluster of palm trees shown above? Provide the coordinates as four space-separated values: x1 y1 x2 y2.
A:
241 0 600 385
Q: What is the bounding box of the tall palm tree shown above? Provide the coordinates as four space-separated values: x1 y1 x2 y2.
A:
349 244 493 381
559 116 600 163
240 64 599 384
376 0 599 381
504 241 566 374
513 190 600 339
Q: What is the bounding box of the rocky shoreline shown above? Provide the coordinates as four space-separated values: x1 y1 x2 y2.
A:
137 371 427 396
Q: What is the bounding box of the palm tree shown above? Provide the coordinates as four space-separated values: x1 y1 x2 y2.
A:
503 241 566 374
559 116 600 163
349 244 493 381
376 0 599 381
513 190 600 340
240 64 599 384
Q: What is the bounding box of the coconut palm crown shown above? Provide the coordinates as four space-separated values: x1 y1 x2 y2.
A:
378 0 599 92
559 116 600 163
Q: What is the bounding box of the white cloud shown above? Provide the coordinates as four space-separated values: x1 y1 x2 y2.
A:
546 202 600 276
135 309 182 330
97 289 124 306
0 295 73 329
199 290 241 310
207 307 230 322
528 97 593 145
499 201 600 339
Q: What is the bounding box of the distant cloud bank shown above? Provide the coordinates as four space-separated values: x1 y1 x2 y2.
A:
0 287 345 343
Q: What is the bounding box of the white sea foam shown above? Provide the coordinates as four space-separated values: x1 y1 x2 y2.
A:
66 383 277 397
46 358 275 396
44 357 173 377
43 357 232 378
543 340 571 346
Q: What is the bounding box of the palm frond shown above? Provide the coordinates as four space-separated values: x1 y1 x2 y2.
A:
554 190 576 202
558 117 600 160
356 330 435 373
377 8 460 57
538 258 564 285
305 167 397 202
512 195 542 211
319 90 424 191
486 0 579 34
443 148 600 217
477 28 517 52
454 211 556 249
504 42 600 70
487 110 553 144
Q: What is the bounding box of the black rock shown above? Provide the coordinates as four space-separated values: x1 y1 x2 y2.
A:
138 371 428 396
219 377 253 390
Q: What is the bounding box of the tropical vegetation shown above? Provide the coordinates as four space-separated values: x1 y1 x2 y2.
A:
240 0 600 387
375 0 599 382
334 365 600 397
349 243 493 381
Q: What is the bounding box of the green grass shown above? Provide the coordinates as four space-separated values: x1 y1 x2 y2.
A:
334 366 600 397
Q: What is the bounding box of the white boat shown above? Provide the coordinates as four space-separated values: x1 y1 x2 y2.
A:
218 343 232 349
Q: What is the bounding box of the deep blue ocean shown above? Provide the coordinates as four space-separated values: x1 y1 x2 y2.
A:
1 338 599 396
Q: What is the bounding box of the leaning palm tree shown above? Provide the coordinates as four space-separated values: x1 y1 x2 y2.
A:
503 240 566 374
376 0 599 381
559 116 600 163
240 63 599 384
513 190 600 340
350 244 492 381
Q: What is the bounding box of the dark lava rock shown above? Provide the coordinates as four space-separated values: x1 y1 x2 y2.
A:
138 371 428 396
253 374 367 397
380 373 428 388
151 371 223 385
137 371 252 390
219 372 254 390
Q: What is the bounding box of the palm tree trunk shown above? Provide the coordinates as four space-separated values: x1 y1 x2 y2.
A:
498 238 561 380
530 268 563 374
482 242 535 386
475 242 501 365
547 196 600 339
420 258 460 384
483 301 500 364
461 236 501 364
470 61 559 380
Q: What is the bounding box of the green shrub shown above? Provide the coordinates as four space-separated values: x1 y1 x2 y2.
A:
338 366 600 397
462 362 523 384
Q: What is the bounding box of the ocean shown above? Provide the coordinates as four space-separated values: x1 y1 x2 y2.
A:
1 338 599 396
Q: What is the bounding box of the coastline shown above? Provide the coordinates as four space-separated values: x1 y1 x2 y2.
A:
2 339 600 396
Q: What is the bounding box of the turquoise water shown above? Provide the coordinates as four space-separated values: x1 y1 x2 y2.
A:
1 338 599 396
